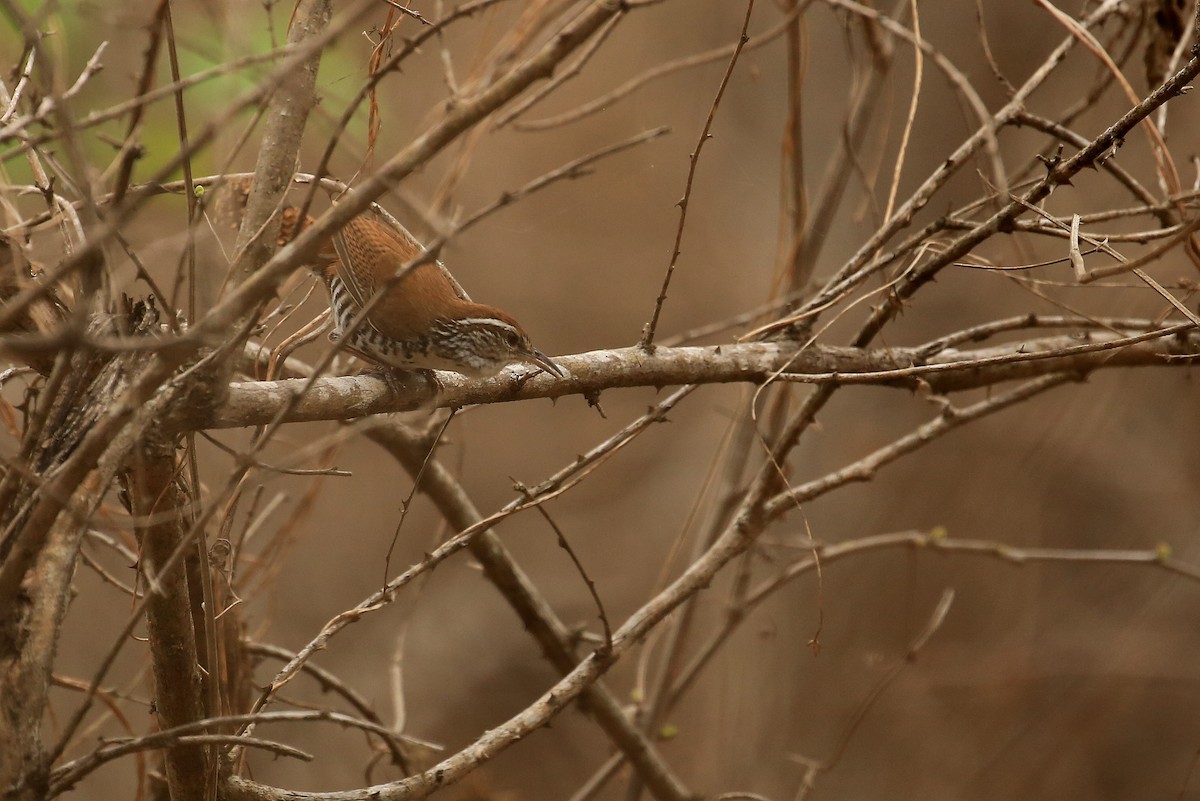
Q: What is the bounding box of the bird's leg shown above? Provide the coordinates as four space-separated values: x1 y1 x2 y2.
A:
325 335 429 400
359 365 442 407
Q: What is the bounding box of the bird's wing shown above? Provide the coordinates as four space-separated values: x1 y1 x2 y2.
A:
330 214 471 342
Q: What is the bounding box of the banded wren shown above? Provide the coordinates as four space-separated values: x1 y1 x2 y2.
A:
215 178 562 380
321 212 563 379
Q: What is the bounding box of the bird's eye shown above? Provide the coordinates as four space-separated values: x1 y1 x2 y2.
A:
505 331 521 347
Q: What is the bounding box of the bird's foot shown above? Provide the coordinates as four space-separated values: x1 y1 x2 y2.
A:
360 366 441 402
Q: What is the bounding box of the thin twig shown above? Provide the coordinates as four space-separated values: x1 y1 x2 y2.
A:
640 0 755 351
519 485 613 653
382 410 457 587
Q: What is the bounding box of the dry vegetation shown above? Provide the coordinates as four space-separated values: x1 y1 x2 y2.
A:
3 1 1200 799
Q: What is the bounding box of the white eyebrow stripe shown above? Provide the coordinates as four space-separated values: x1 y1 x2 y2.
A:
456 318 520 334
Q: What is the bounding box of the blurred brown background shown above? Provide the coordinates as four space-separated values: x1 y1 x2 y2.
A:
13 0 1200 799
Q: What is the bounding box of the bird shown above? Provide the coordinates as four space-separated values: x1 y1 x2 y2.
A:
213 178 562 380
321 210 563 379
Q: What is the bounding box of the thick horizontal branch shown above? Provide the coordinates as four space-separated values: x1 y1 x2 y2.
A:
197 326 1200 429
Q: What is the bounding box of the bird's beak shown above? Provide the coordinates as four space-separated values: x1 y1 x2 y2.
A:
529 348 565 377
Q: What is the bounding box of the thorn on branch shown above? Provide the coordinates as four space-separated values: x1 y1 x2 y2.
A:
646 405 671 423
380 0 432 25
1036 144 1067 183
584 389 606 418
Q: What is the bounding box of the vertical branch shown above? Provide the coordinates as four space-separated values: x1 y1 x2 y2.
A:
0 480 102 801
162 2 200 322
110 1 169 206
639 0 756 351
158 17 226 798
780 0 810 289
126 440 208 801
230 0 333 277
795 0 898 274
881 0 922 223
